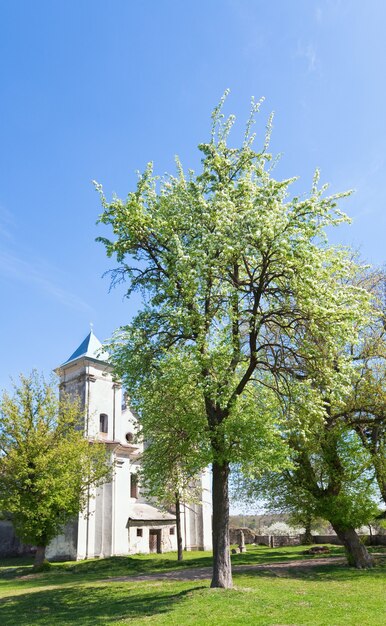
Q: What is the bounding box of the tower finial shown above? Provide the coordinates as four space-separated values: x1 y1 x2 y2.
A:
90 322 94 333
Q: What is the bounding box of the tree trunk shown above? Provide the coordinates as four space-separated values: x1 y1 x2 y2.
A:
375 467 386 509
303 516 313 545
211 460 232 588
175 493 183 561
331 524 374 568
34 545 46 568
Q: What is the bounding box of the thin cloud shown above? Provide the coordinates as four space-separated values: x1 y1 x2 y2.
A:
315 1 345 23
0 224 12 240
295 41 318 73
0 204 15 241
0 250 94 313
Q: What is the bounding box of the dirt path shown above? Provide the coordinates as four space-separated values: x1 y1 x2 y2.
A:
105 556 347 583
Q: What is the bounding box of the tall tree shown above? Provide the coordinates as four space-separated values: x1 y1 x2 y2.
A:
242 282 382 568
96 93 369 587
345 271 386 510
288 427 377 568
0 372 111 567
236 423 378 568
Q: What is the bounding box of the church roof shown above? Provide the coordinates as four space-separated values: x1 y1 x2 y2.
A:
128 503 176 522
63 330 109 366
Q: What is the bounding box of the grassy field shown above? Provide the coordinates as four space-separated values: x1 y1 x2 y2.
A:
0 545 385 625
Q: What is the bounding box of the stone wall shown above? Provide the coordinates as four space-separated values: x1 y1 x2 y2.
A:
313 534 386 546
229 527 256 544
230 528 301 547
0 521 34 558
271 535 302 547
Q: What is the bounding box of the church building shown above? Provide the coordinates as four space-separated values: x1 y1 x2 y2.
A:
46 330 212 561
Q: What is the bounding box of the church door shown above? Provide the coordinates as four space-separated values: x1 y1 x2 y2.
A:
149 529 161 553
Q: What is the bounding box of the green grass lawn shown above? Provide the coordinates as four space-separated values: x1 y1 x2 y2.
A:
0 545 385 625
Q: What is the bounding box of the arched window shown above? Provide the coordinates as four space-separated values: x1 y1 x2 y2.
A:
99 413 108 434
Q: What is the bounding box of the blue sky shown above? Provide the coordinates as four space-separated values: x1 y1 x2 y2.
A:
1 0 386 390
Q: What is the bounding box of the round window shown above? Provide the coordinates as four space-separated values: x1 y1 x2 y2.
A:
125 432 134 443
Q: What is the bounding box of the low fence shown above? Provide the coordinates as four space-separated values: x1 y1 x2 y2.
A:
252 533 386 547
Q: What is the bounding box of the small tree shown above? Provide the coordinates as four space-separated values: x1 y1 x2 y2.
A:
0 372 111 567
288 511 324 545
138 353 209 561
234 469 320 544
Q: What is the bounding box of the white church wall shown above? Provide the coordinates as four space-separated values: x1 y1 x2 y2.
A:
94 480 113 558
128 525 149 554
128 523 177 554
46 521 78 561
85 362 121 441
112 456 131 555
201 468 213 551
76 485 97 560
117 407 140 447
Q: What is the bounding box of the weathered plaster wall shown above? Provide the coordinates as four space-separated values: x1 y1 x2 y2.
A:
46 522 78 561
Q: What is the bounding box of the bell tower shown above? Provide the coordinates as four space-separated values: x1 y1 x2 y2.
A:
54 329 122 442
52 329 122 560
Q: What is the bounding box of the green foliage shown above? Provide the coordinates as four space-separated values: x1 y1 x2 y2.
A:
0 372 111 548
96 93 373 584
235 379 381 534
137 351 208 507
346 271 386 509
96 92 368 467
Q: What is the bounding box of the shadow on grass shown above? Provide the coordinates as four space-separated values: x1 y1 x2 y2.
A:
231 546 345 565
0 555 213 584
0 557 34 569
66 546 344 576
0 557 35 580
234 560 386 583
1 545 381 585
67 554 215 577
0 583 205 625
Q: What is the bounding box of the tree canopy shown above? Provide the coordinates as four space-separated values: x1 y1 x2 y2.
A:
96 93 371 587
233 269 385 568
0 372 111 567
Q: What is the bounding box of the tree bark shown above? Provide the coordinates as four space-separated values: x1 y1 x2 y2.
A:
175 493 183 561
34 545 47 568
303 516 313 545
211 460 232 588
373 460 386 508
331 524 374 568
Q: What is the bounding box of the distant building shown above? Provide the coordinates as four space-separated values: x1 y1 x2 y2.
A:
46 330 212 561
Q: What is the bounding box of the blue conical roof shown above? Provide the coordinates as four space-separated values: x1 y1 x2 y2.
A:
64 330 109 365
